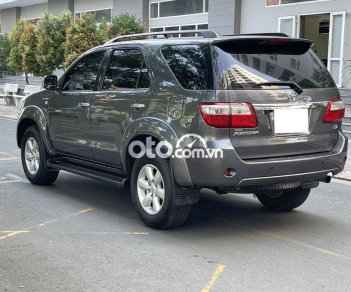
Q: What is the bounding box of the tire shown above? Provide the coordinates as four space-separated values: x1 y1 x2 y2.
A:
21 126 59 185
255 188 310 211
131 156 191 229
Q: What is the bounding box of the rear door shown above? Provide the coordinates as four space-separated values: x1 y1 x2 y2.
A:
212 37 341 160
90 47 151 166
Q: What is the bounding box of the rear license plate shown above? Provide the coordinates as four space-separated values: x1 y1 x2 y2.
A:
274 108 309 134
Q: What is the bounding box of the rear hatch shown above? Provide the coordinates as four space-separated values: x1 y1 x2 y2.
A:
212 37 342 160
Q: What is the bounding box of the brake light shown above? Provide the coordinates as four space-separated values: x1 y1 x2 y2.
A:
323 98 345 123
230 103 258 128
200 102 258 128
199 102 230 128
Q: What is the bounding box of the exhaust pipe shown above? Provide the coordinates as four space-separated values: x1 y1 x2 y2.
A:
321 172 333 183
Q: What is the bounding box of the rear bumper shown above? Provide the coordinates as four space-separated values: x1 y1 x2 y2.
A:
172 132 348 188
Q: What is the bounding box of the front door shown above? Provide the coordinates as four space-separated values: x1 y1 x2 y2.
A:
90 48 151 166
48 51 106 158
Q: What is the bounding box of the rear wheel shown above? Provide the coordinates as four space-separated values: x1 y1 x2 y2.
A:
131 156 191 229
21 126 59 185
255 188 310 211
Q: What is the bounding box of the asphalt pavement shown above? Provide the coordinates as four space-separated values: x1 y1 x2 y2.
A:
1 117 351 292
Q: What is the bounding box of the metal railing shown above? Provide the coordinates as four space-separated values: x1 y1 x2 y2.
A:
105 30 219 44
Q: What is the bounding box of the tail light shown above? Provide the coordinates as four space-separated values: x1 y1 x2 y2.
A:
200 102 258 128
323 98 345 123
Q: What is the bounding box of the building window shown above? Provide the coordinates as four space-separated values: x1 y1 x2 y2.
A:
150 3 158 18
75 8 112 23
150 27 164 33
197 24 208 30
149 24 208 37
266 0 325 6
25 19 39 25
150 0 209 19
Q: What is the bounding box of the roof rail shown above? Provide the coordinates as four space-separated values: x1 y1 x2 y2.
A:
105 30 219 44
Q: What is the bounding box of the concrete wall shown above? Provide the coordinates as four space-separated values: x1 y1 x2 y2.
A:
48 0 74 16
113 0 147 22
0 7 21 34
208 0 241 35
74 0 113 12
21 2 47 19
241 0 351 87
149 13 208 29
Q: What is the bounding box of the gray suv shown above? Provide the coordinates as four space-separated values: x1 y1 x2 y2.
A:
17 31 348 229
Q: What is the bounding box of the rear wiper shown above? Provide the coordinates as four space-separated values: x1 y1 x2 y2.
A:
258 82 303 94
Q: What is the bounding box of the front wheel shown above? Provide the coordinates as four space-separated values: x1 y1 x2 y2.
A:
21 126 59 185
255 188 310 211
131 156 191 229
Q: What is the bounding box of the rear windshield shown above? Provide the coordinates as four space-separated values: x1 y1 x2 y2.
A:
214 47 336 90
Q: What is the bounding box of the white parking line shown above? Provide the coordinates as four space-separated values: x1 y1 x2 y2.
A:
0 151 19 161
0 181 27 184
0 117 17 122
5 174 25 181
0 157 19 161
0 174 27 184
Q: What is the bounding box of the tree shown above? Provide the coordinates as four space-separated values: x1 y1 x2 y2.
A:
109 13 146 39
0 34 11 73
36 11 72 75
97 20 109 44
22 23 40 83
64 13 101 68
8 17 25 74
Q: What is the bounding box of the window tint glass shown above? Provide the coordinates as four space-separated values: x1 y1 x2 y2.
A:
138 62 151 89
103 49 150 90
159 0 204 17
63 51 105 91
150 3 158 18
161 44 213 90
214 47 335 89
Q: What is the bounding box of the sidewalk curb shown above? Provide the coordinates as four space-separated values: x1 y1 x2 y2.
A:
0 114 17 120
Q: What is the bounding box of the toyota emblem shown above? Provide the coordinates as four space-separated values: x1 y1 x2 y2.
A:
287 90 300 102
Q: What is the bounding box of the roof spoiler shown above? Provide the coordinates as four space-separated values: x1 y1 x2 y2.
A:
224 32 289 38
213 37 314 55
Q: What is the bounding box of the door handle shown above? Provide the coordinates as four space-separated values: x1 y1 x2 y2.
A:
78 102 90 108
131 103 145 109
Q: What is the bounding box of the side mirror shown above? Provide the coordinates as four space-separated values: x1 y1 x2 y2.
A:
43 75 58 90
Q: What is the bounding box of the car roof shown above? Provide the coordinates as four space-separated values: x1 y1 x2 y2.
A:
84 31 312 55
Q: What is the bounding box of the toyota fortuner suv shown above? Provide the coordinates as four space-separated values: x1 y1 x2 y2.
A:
17 30 348 229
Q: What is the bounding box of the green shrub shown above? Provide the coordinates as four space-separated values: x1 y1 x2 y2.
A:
0 34 11 73
109 13 146 38
64 13 101 68
36 11 72 75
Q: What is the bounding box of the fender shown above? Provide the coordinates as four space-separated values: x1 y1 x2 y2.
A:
17 105 55 155
120 117 194 187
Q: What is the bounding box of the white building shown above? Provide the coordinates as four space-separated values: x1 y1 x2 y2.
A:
0 0 350 88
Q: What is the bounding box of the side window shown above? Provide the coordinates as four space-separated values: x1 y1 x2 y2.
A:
103 49 150 90
161 44 213 90
63 51 105 91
